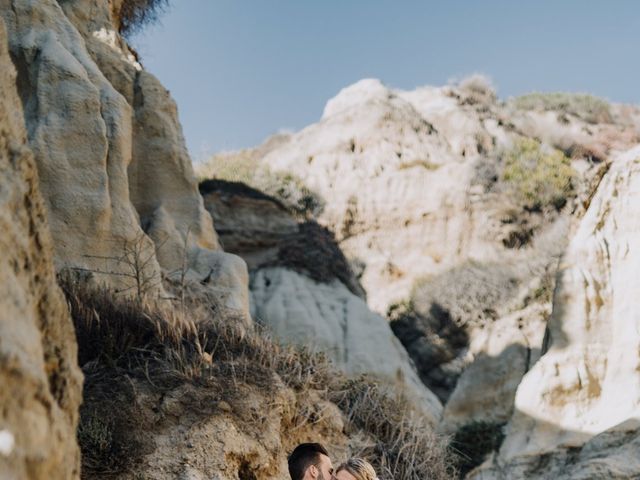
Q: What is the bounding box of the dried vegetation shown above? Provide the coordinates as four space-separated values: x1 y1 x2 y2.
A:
62 277 455 479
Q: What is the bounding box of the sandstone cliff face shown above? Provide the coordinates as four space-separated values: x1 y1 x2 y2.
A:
0 19 82 479
473 145 640 478
0 0 248 317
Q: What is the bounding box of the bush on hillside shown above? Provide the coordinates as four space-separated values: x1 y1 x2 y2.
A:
501 138 575 212
452 421 506 476
267 220 365 297
411 261 520 330
510 92 612 124
61 278 455 479
199 151 324 218
456 74 497 105
117 0 169 37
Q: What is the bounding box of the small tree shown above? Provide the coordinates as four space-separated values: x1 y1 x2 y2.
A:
79 232 164 302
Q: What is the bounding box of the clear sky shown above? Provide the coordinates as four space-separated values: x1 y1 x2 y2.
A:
131 0 640 161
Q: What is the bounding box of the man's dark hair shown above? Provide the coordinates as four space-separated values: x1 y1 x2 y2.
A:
288 443 329 480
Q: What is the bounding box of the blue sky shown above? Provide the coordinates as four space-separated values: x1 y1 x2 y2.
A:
132 1 640 161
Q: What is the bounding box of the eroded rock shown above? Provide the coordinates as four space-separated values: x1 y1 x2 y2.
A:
0 18 83 478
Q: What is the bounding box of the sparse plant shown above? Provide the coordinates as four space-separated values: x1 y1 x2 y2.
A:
454 74 497 105
510 92 612 124
501 138 575 211
117 0 169 38
77 232 165 302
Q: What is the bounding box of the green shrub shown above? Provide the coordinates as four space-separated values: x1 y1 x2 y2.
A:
501 138 575 211
510 92 612 124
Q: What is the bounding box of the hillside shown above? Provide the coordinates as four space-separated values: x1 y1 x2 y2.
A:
199 76 640 476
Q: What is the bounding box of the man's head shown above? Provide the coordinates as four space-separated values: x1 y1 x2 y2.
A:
288 443 334 480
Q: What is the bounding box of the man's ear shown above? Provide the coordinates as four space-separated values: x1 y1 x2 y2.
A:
308 464 318 479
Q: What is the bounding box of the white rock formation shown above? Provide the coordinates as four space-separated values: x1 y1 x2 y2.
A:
250 267 442 423
0 18 83 478
473 145 640 477
256 79 636 315
0 0 249 318
201 78 639 432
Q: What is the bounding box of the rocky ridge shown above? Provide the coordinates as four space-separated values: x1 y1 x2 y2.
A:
0 2 449 479
2 0 640 478
200 180 443 422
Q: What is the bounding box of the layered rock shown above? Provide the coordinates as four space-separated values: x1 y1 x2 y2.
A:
0 0 248 317
0 19 83 478
473 145 640 478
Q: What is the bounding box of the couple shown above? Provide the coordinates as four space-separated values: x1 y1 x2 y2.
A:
288 443 378 480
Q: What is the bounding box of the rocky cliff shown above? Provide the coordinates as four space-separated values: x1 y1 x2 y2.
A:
0 2 451 478
472 145 640 479
0 0 248 317
3 1 640 478
0 19 82 479
201 76 640 476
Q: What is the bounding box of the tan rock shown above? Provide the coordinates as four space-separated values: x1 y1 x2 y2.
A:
0 18 82 479
1 0 249 318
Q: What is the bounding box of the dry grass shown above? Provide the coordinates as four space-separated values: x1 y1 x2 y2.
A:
198 151 324 218
451 74 497 106
333 378 455 479
62 278 455 479
510 92 612 124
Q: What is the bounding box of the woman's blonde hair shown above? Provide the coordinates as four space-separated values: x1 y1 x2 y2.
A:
336 458 378 480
